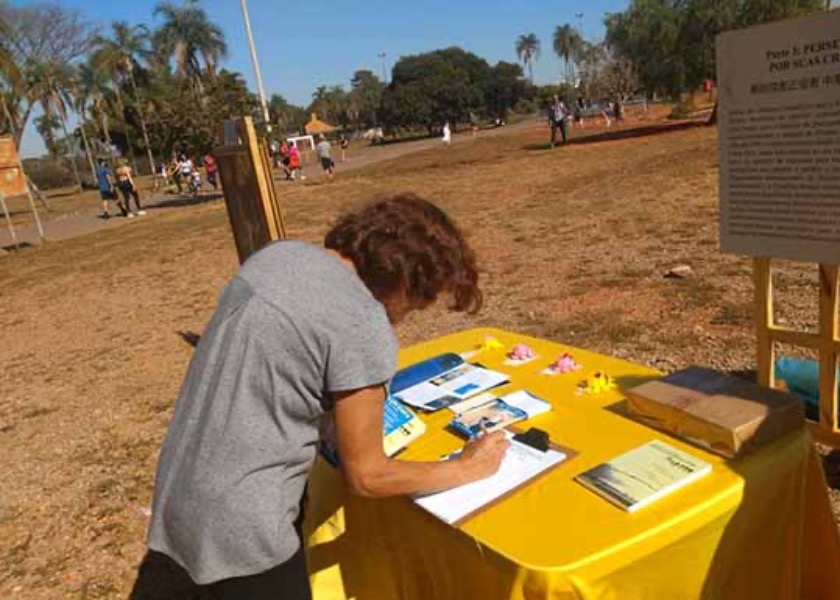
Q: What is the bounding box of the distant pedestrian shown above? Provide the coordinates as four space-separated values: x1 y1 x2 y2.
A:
601 100 614 128
574 98 585 128
279 141 292 180
115 160 145 217
153 161 168 193
316 134 335 181
339 134 349 163
549 95 569 148
204 153 219 191
442 122 452 145
469 112 479 136
614 99 625 123
96 159 122 219
188 169 202 199
178 155 195 192
288 144 302 181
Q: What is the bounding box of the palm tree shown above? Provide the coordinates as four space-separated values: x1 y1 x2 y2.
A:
328 85 348 125
71 65 104 181
34 112 60 157
311 85 330 120
515 33 541 83
553 24 584 85
93 21 156 173
77 62 116 160
153 0 227 79
26 59 82 190
0 13 24 140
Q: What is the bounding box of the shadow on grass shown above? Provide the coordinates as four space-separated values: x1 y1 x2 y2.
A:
177 330 201 347
523 120 710 151
2 241 37 252
147 192 224 211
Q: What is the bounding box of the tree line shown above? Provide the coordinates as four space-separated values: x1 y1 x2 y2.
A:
0 0 830 190
0 0 255 189
511 0 827 120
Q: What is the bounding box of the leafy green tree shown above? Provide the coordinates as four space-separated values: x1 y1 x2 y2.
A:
0 2 92 147
515 33 540 83
93 21 156 171
349 69 384 129
26 59 82 189
381 47 490 133
145 68 255 157
77 62 115 157
535 83 576 110
34 112 60 157
553 24 584 84
485 61 527 120
153 0 227 78
0 12 22 138
309 85 331 120
268 93 307 134
606 0 825 104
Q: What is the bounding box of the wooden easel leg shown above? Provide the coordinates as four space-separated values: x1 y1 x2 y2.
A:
25 175 51 211
26 184 45 240
818 264 839 433
754 258 775 388
0 191 19 250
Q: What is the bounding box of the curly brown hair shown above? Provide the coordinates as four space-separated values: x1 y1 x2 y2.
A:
324 194 482 314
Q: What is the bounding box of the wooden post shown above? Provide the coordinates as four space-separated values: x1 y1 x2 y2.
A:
25 182 44 240
0 190 18 250
214 116 287 264
818 264 839 433
756 258 840 446
754 258 775 388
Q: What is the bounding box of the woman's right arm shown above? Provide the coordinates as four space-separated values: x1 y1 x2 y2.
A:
333 385 509 498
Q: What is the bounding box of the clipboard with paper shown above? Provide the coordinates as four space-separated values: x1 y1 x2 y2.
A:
413 431 579 526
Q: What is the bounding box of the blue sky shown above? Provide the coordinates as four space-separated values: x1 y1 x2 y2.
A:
17 0 629 157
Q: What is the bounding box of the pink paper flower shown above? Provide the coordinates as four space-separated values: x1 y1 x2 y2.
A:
548 353 581 374
508 343 536 361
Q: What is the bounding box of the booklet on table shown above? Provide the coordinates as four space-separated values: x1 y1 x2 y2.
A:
575 440 712 512
393 357 509 411
449 390 552 439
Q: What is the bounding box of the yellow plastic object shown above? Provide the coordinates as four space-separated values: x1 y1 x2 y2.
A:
578 371 616 395
479 335 505 351
305 328 840 600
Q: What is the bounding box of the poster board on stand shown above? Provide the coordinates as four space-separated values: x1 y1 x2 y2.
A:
0 136 27 198
214 117 286 264
717 10 840 445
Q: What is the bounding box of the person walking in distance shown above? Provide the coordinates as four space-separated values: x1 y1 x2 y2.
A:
442 122 452 145
279 140 292 180
115 159 145 217
178 155 195 194
204 153 219 191
96 159 123 219
288 143 302 181
549 95 570 148
316 134 335 181
339 133 350 163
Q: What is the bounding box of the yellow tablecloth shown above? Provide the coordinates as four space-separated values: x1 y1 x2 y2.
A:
304 328 840 600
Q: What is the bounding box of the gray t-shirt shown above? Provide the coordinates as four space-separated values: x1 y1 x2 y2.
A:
148 241 397 584
316 140 331 160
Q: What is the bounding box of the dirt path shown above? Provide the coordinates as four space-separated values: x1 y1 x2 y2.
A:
0 121 537 252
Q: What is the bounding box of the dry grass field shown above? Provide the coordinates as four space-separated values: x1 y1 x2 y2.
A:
1 116 835 599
